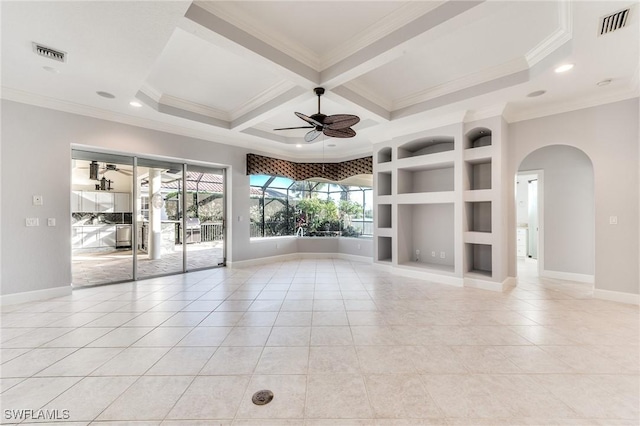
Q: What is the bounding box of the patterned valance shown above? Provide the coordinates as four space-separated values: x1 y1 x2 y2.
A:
246 154 372 182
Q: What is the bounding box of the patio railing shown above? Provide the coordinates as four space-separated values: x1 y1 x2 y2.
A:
201 222 224 242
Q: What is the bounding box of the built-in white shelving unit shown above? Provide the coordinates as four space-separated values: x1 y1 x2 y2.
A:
373 118 509 291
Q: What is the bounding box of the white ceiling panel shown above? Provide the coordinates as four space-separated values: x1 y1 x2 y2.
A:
351 1 561 107
205 1 415 65
1 1 190 106
145 28 286 115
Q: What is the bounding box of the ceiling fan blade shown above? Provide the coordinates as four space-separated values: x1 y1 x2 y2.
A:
273 126 315 131
304 129 321 142
295 112 323 127
324 114 360 130
323 127 356 138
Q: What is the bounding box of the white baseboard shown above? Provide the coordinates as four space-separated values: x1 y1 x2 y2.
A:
228 253 371 268
371 262 463 287
227 253 298 268
395 268 463 287
1 286 72 306
593 289 640 305
503 276 517 288
465 276 516 292
372 262 394 273
541 269 594 284
297 253 372 264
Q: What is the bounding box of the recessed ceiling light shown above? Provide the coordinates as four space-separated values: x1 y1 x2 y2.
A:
554 63 574 73
42 66 59 74
597 79 612 87
527 90 546 97
96 91 115 99
129 101 143 108
295 144 302 148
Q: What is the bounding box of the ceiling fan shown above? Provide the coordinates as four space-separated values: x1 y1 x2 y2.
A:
101 163 132 176
78 161 132 180
274 87 360 142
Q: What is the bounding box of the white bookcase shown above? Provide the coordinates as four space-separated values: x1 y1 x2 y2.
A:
373 117 510 291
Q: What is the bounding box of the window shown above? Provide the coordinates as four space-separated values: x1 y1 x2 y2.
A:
250 175 372 238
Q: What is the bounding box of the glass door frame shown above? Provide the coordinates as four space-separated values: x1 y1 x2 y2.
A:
182 163 227 273
72 149 227 285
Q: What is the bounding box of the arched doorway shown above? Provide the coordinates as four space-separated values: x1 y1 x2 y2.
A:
515 145 595 283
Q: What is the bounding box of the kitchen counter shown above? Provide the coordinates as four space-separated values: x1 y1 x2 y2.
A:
72 224 132 250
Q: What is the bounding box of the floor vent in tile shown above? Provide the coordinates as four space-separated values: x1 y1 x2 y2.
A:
252 389 274 405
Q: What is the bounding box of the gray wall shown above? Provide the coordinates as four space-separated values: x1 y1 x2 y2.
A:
2 98 638 298
0 99 373 296
1 100 251 296
519 145 594 275
397 203 454 266
508 98 639 294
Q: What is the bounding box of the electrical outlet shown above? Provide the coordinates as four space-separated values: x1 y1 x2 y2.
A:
609 216 618 225
47 218 56 227
275 243 279 249
431 251 436 257
26 218 39 227
440 251 445 259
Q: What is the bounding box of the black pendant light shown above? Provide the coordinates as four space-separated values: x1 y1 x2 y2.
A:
89 161 99 180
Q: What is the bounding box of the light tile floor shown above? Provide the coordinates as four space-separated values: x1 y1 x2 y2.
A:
72 243 224 287
1 258 638 425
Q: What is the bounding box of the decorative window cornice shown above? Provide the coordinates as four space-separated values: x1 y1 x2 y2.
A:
246 154 372 182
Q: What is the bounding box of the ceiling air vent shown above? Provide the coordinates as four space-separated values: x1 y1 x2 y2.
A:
599 8 630 36
32 42 66 62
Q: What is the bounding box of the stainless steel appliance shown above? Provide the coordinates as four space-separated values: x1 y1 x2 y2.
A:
116 224 132 248
185 218 201 243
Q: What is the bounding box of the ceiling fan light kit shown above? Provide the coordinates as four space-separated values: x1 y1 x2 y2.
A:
274 87 360 142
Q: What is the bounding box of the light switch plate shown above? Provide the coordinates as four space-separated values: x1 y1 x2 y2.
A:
48 218 56 227
609 216 618 225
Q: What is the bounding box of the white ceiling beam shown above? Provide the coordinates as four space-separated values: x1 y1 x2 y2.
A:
328 86 391 122
392 39 573 120
230 86 308 131
319 0 485 89
182 3 319 88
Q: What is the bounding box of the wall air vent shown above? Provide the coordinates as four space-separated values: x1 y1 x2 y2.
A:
32 42 66 62
599 8 630 36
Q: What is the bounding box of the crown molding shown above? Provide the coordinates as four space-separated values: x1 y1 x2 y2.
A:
320 1 444 70
160 93 230 122
229 80 297 121
138 83 163 103
504 88 639 123
196 1 444 73
525 0 572 67
195 1 320 71
0 86 254 149
464 104 508 123
392 57 528 111
1 86 370 161
343 80 393 112
349 0 571 114
631 63 640 93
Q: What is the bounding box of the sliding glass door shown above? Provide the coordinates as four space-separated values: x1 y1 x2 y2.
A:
71 151 135 287
185 165 226 270
71 150 226 286
135 159 186 280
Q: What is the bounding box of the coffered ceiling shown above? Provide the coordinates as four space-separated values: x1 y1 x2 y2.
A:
1 1 638 159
